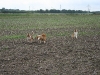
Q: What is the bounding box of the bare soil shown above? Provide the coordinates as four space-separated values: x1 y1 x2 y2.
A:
0 28 100 75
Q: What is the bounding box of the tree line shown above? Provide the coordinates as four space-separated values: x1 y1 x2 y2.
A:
0 8 100 14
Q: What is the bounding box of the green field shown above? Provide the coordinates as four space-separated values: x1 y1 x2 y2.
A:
0 13 100 40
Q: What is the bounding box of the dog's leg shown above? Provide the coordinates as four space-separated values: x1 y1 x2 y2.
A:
44 41 46 43
40 40 41 43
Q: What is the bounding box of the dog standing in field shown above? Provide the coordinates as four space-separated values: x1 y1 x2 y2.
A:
27 31 34 43
36 33 46 43
71 29 78 39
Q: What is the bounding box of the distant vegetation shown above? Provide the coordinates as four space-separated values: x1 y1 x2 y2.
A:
0 13 100 40
0 7 100 14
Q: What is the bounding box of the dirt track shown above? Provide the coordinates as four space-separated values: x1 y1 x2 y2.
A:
0 28 100 75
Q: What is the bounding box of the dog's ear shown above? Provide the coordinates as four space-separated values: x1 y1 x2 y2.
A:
75 29 77 32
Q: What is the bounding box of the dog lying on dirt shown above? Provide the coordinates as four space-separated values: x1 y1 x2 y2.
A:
36 33 46 43
71 29 78 39
27 31 34 43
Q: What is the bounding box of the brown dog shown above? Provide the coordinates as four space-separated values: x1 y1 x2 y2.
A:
27 31 34 43
71 29 78 39
36 33 46 43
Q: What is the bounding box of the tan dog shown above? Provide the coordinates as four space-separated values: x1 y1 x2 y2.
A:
36 33 46 43
27 31 34 43
71 29 78 39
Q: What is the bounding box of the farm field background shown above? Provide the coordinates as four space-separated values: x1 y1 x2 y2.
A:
0 13 100 40
0 13 100 75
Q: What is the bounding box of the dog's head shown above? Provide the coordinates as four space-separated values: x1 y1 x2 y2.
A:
27 33 30 37
42 33 46 37
74 29 77 32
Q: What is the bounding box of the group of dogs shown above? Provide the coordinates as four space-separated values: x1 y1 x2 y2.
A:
27 31 46 43
27 29 78 43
